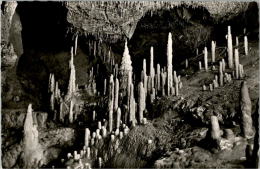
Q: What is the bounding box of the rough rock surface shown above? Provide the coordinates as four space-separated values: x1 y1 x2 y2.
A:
65 1 249 42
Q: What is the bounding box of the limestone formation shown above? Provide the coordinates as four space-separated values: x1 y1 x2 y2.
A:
240 81 254 139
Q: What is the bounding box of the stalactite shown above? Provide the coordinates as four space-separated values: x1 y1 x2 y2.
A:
108 75 114 132
167 32 173 96
227 26 233 68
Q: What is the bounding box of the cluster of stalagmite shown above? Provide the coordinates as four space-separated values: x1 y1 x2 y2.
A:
201 26 247 91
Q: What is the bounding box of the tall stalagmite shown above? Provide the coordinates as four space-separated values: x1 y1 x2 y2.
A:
66 47 76 100
227 26 233 68
24 104 43 168
119 40 133 92
108 75 115 132
167 32 173 96
240 81 254 138
138 82 145 123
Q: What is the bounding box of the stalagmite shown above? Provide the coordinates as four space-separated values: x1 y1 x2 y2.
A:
138 82 145 123
209 84 213 91
85 128 90 147
227 26 233 68
143 59 148 96
219 62 224 86
185 59 188 68
129 83 136 125
222 59 226 72
98 157 102 168
150 46 155 89
199 61 202 70
74 34 78 56
66 47 76 100
50 92 55 111
236 36 239 47
114 78 119 112
104 79 107 95
173 71 178 96
244 35 248 56
116 108 121 129
119 40 133 92
108 75 114 132
240 81 254 139
98 121 102 130
252 99 260 168
167 32 173 96
234 48 240 79
24 104 43 168
204 47 208 71
93 110 96 121
210 116 221 140
157 64 161 92
211 41 216 63
69 100 74 123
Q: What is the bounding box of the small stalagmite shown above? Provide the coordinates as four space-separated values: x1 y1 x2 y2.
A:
85 128 90 147
116 108 121 129
219 62 224 86
240 81 254 139
150 46 155 88
199 61 202 70
210 116 221 140
185 59 188 69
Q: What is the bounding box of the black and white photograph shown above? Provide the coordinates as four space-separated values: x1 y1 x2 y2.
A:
1 1 259 168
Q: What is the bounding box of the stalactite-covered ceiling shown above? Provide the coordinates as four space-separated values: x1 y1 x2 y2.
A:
65 1 250 42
